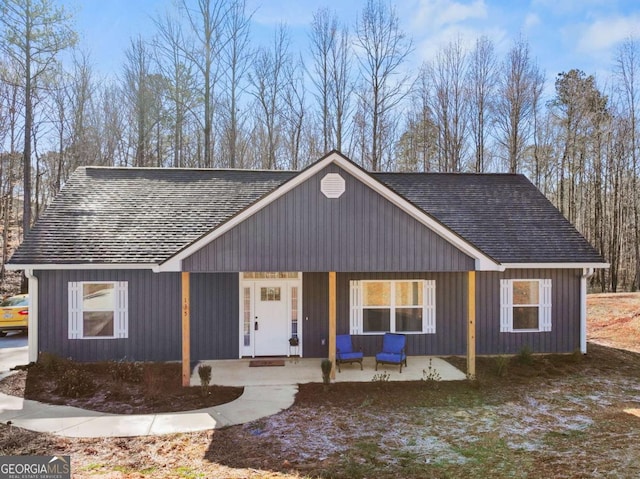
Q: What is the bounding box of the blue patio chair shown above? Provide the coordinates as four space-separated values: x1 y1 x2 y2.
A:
375 333 407 373
336 334 363 372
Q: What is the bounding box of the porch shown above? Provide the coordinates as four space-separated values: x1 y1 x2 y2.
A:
190 355 467 387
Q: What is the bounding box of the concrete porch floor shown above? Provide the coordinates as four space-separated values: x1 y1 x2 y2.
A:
191 356 467 387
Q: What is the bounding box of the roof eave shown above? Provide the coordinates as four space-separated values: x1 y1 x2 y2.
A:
499 262 610 270
5 262 160 272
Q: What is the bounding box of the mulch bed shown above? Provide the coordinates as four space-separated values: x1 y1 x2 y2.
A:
0 359 243 414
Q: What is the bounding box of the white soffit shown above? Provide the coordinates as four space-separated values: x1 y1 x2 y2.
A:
320 173 346 198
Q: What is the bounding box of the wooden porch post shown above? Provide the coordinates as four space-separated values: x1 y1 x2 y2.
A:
328 271 337 379
467 271 476 380
181 272 191 387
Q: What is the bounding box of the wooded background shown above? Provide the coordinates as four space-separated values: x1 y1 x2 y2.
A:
0 0 638 292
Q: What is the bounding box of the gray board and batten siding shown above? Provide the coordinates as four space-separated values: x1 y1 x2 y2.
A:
36 269 241 362
35 268 582 362
303 270 583 359
475 269 582 355
183 164 475 273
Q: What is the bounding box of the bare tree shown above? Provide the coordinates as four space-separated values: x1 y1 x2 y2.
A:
494 37 542 173
467 36 497 172
615 37 640 290
0 0 76 238
354 0 412 171
123 37 157 167
397 64 437 172
153 11 198 168
248 25 290 169
220 0 252 167
178 0 228 167
309 8 335 153
428 38 468 172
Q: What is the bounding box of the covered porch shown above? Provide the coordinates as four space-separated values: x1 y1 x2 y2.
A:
190 355 467 387
180 271 478 385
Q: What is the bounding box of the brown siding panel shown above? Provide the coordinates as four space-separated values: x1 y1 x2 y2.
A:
184 164 475 273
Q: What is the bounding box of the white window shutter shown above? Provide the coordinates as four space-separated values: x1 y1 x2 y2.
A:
68 282 81 339
350 281 361 334
423 280 436 334
500 280 512 332
540 279 552 332
115 281 129 338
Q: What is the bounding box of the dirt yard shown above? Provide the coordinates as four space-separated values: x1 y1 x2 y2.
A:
0 293 639 478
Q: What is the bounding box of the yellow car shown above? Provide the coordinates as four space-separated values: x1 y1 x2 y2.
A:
0 294 28 336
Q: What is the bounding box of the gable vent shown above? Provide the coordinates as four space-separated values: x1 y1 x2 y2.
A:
321 173 346 198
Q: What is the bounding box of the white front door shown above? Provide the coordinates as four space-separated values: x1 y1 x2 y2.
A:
254 283 289 356
240 275 302 357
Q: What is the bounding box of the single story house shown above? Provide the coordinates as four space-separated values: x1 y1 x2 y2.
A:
7 151 607 383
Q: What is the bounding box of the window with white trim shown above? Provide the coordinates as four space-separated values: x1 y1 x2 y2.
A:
68 282 128 339
349 280 436 334
500 279 552 332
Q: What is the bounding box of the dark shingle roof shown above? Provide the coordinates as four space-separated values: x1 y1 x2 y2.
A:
373 172 603 264
8 164 603 266
9 167 295 264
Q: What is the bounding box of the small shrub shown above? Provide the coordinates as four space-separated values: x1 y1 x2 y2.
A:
371 371 390 382
198 364 212 397
494 355 509 377
55 366 96 398
107 359 144 383
517 345 534 365
37 352 71 373
422 358 442 383
321 359 332 385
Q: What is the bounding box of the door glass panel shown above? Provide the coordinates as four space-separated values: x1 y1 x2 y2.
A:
244 272 298 279
243 287 251 346
260 287 281 301
291 286 298 337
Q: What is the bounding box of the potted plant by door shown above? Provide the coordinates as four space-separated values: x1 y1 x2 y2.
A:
289 336 299 347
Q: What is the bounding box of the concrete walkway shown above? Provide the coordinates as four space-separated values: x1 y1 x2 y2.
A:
0 383 297 438
0 356 466 438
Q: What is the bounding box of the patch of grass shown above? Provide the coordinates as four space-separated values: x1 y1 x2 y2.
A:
544 428 587 443
354 439 382 461
517 345 534 366
173 466 205 478
448 435 534 479
494 355 509 377
391 449 422 470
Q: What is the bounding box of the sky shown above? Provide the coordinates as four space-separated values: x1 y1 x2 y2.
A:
61 0 640 96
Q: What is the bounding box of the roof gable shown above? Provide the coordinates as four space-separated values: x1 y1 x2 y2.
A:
161 151 498 271
182 163 476 272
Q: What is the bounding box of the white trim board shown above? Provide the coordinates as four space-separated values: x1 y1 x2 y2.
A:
159 151 501 272
5 263 158 271
500 263 609 270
